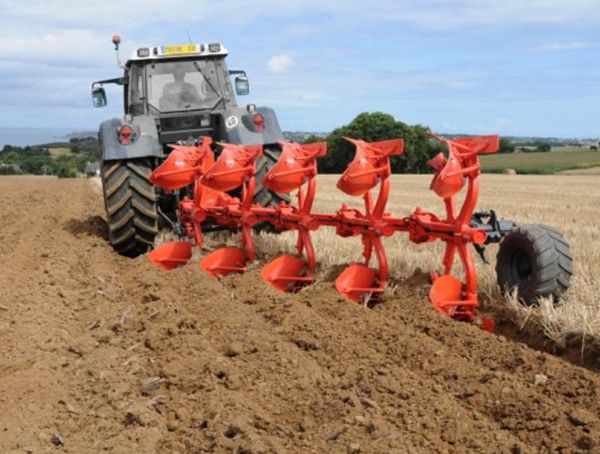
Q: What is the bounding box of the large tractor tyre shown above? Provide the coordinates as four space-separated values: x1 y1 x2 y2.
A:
254 145 291 208
496 224 572 306
253 145 291 231
102 158 159 257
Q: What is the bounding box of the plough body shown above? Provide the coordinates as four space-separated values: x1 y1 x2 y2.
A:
149 134 501 325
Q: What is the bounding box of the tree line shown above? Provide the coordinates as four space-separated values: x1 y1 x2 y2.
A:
3 112 553 178
0 137 101 178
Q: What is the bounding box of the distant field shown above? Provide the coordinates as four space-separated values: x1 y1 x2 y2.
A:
48 147 73 158
551 146 595 153
480 149 600 174
560 166 600 175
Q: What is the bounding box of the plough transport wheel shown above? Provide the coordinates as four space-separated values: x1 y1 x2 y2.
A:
496 224 573 305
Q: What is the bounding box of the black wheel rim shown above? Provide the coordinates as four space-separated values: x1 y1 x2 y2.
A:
510 249 532 286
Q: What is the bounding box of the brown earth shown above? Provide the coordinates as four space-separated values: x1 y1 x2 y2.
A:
1 176 600 454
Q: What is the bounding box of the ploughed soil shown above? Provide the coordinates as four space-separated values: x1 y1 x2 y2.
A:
1 176 600 454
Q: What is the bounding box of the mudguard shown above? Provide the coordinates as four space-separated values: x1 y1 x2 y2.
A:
217 106 284 146
99 116 162 161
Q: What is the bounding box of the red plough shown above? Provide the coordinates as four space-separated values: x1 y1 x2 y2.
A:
147 133 512 327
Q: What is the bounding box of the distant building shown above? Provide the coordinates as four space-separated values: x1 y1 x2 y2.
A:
0 163 21 174
84 162 100 176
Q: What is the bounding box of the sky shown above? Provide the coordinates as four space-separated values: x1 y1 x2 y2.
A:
0 0 599 137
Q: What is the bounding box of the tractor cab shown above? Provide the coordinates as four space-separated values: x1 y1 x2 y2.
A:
92 37 263 146
93 42 248 111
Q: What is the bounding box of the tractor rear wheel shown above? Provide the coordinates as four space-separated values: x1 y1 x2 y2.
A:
102 158 159 256
496 224 572 306
252 144 291 231
254 144 291 208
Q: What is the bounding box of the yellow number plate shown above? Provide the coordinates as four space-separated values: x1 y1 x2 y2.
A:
162 44 199 55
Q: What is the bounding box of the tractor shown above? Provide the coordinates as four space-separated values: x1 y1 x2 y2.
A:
92 36 286 256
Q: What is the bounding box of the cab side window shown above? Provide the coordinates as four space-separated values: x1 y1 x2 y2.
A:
129 64 145 115
216 61 237 108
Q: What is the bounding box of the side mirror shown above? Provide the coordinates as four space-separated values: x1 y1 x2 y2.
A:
92 87 107 108
235 76 250 96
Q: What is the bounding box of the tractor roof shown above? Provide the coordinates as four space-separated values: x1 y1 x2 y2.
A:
126 43 229 66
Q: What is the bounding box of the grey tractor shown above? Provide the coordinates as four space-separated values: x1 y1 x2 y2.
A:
92 36 287 256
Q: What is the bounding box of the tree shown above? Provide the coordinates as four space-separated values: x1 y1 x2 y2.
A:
536 142 552 153
75 152 98 173
302 134 324 145
499 137 515 154
1 151 21 164
53 155 77 178
316 112 441 174
20 156 53 175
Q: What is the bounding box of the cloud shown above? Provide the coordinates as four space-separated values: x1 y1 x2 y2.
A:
525 41 592 52
0 29 111 66
267 55 293 73
252 89 329 108
376 0 600 29
0 0 598 134
495 117 515 130
3 0 600 30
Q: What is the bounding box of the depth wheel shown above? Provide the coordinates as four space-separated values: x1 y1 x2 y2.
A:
496 224 572 305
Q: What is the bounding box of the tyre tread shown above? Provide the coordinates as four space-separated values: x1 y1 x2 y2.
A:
102 158 158 256
496 224 572 306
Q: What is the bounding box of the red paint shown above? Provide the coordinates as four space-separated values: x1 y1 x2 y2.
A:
148 133 500 325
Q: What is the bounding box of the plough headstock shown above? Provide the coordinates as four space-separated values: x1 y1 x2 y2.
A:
149 137 213 190
148 133 500 327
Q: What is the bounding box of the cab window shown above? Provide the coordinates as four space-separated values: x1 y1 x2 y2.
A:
129 63 145 115
146 60 221 113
